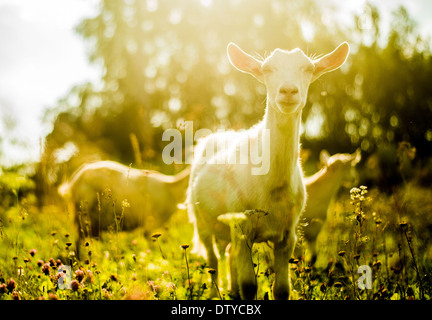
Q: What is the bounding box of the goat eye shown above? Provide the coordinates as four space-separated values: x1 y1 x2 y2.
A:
303 66 314 73
261 65 274 74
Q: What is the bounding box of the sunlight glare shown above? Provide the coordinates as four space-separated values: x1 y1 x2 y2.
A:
200 0 213 8
300 20 315 42
305 103 325 139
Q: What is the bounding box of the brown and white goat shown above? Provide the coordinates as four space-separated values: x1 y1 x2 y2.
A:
299 149 361 263
59 161 190 253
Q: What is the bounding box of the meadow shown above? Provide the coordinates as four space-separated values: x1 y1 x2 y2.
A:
1 0 432 302
0 171 431 300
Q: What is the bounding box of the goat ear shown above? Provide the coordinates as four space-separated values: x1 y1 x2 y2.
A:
351 148 362 166
319 150 330 166
312 42 350 82
227 42 263 82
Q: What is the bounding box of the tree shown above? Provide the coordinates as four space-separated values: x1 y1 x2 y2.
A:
39 1 432 204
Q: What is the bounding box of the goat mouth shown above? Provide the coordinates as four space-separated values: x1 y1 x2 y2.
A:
276 100 301 114
277 99 299 108
277 95 300 105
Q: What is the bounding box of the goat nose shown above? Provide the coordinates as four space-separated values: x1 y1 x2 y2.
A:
279 85 299 95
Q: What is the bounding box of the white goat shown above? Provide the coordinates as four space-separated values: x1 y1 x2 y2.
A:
299 149 361 263
187 41 350 299
59 161 190 251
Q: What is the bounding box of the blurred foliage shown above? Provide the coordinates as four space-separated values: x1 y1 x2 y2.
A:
36 0 432 204
0 165 36 217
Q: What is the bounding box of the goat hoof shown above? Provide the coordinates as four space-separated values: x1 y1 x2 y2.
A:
240 282 257 300
273 288 289 300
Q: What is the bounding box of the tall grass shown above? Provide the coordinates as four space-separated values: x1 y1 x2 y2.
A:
0 179 431 300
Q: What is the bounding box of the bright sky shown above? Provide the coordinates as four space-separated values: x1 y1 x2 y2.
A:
0 0 431 167
0 0 100 167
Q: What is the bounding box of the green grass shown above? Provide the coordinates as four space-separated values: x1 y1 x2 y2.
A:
0 182 431 300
